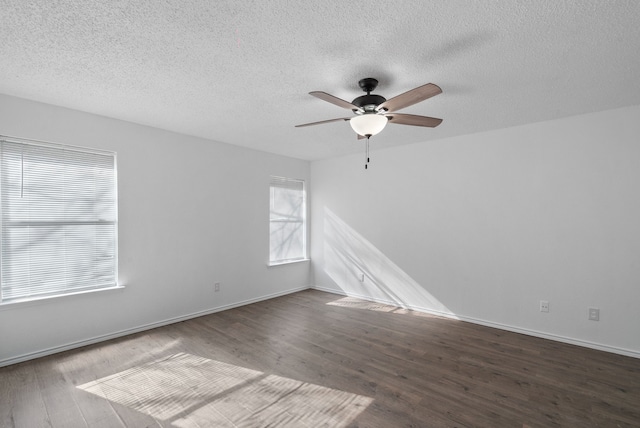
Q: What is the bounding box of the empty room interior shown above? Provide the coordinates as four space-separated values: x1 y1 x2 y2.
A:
1 1 639 427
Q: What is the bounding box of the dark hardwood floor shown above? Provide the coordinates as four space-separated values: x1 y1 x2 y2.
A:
1 289 639 427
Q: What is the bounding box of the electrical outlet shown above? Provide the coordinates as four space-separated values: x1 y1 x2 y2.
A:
214 282 220 292
588 307 600 321
540 300 549 313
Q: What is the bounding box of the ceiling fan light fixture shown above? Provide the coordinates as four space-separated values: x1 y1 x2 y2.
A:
350 114 388 137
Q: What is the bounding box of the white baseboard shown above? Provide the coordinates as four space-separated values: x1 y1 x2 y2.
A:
312 285 640 359
5 284 637 368
0 286 310 368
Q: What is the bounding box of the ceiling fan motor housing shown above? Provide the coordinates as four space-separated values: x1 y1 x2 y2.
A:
352 94 386 112
353 78 386 112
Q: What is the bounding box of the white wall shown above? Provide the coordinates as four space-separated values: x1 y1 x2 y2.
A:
311 105 640 357
0 94 311 366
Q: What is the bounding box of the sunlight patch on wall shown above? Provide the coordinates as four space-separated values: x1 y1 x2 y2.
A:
77 352 372 427
324 208 455 317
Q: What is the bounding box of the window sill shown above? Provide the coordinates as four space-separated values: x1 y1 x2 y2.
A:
0 285 125 311
268 258 310 267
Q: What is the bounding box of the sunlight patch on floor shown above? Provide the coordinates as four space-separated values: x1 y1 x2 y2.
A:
327 296 411 313
77 352 372 427
327 296 445 318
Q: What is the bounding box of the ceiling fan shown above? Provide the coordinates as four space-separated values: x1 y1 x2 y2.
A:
295 78 443 168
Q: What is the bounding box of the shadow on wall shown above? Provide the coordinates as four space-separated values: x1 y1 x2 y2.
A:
323 207 456 318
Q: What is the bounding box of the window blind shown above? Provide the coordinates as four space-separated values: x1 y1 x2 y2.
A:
269 176 306 264
0 137 117 302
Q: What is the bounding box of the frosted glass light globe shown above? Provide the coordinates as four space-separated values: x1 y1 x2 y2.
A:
350 114 388 137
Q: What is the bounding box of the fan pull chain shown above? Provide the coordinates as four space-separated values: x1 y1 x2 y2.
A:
365 137 370 169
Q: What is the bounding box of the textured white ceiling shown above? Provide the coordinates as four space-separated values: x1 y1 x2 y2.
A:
1 1 640 160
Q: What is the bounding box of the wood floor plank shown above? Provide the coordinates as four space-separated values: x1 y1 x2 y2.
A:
1 289 639 427
33 358 89 428
3 363 50 427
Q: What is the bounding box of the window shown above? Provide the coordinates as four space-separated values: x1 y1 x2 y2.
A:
0 136 118 303
269 176 307 265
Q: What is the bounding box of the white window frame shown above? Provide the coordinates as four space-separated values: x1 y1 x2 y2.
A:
269 176 308 266
0 135 119 304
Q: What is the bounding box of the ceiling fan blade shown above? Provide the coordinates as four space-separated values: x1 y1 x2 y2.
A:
295 117 351 128
309 91 360 110
377 83 442 112
386 113 443 128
